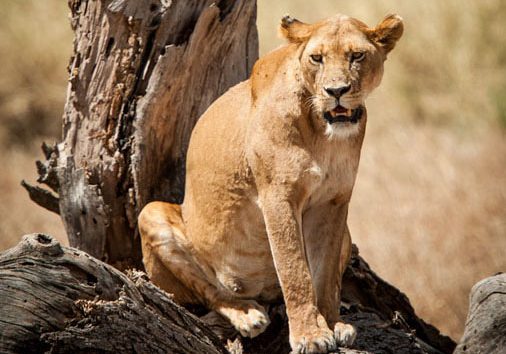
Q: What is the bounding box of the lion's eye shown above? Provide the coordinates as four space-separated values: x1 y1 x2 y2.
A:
310 54 323 64
351 51 366 62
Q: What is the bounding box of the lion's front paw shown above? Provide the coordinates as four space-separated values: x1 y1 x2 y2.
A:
290 326 336 354
334 322 356 347
218 301 270 338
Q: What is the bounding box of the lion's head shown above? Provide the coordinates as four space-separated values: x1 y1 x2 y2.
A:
280 14 403 133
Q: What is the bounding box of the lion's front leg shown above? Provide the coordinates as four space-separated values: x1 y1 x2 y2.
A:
260 190 337 354
304 202 356 347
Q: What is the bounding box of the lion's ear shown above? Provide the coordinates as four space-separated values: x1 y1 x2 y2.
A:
370 14 404 55
279 15 313 43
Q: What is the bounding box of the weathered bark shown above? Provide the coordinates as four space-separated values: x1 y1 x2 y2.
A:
0 235 455 354
454 273 506 354
0 234 226 354
23 0 258 269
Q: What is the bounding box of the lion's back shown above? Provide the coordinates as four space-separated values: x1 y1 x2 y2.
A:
186 79 252 175
183 79 255 221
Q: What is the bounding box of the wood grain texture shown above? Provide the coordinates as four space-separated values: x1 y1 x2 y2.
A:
0 234 226 354
24 0 258 269
0 235 455 354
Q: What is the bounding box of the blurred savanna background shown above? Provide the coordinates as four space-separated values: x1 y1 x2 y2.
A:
0 0 504 342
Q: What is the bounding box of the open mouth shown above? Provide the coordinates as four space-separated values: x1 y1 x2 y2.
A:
323 105 363 124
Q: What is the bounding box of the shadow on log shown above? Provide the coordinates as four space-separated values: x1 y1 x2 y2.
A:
0 234 455 354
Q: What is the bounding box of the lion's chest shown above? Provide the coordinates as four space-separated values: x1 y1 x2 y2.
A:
304 147 360 207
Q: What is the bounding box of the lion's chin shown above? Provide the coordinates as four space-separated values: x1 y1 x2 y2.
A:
323 105 363 125
324 120 361 140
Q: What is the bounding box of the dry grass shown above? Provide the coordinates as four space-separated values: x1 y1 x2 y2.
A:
0 0 70 247
0 0 71 145
0 0 505 343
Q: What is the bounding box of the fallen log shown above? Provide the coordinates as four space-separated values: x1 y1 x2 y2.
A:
454 273 506 354
0 234 455 353
0 234 224 354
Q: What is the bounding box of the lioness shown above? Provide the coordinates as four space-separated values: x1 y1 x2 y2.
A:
139 13 403 353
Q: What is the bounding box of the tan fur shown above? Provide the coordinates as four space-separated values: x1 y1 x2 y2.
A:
139 13 403 353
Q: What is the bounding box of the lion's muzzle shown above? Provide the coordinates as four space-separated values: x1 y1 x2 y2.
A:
323 105 363 124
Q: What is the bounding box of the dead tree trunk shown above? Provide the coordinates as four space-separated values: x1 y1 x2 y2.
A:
22 0 258 269
0 234 456 354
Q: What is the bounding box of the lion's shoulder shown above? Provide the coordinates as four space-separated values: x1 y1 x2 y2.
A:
250 44 300 102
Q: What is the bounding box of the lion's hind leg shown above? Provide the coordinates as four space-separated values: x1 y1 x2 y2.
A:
138 202 270 337
139 201 210 305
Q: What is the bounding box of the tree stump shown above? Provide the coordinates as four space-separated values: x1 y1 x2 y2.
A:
22 0 258 269
0 235 455 354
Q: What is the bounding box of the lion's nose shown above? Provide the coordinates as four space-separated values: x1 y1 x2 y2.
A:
324 84 351 99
